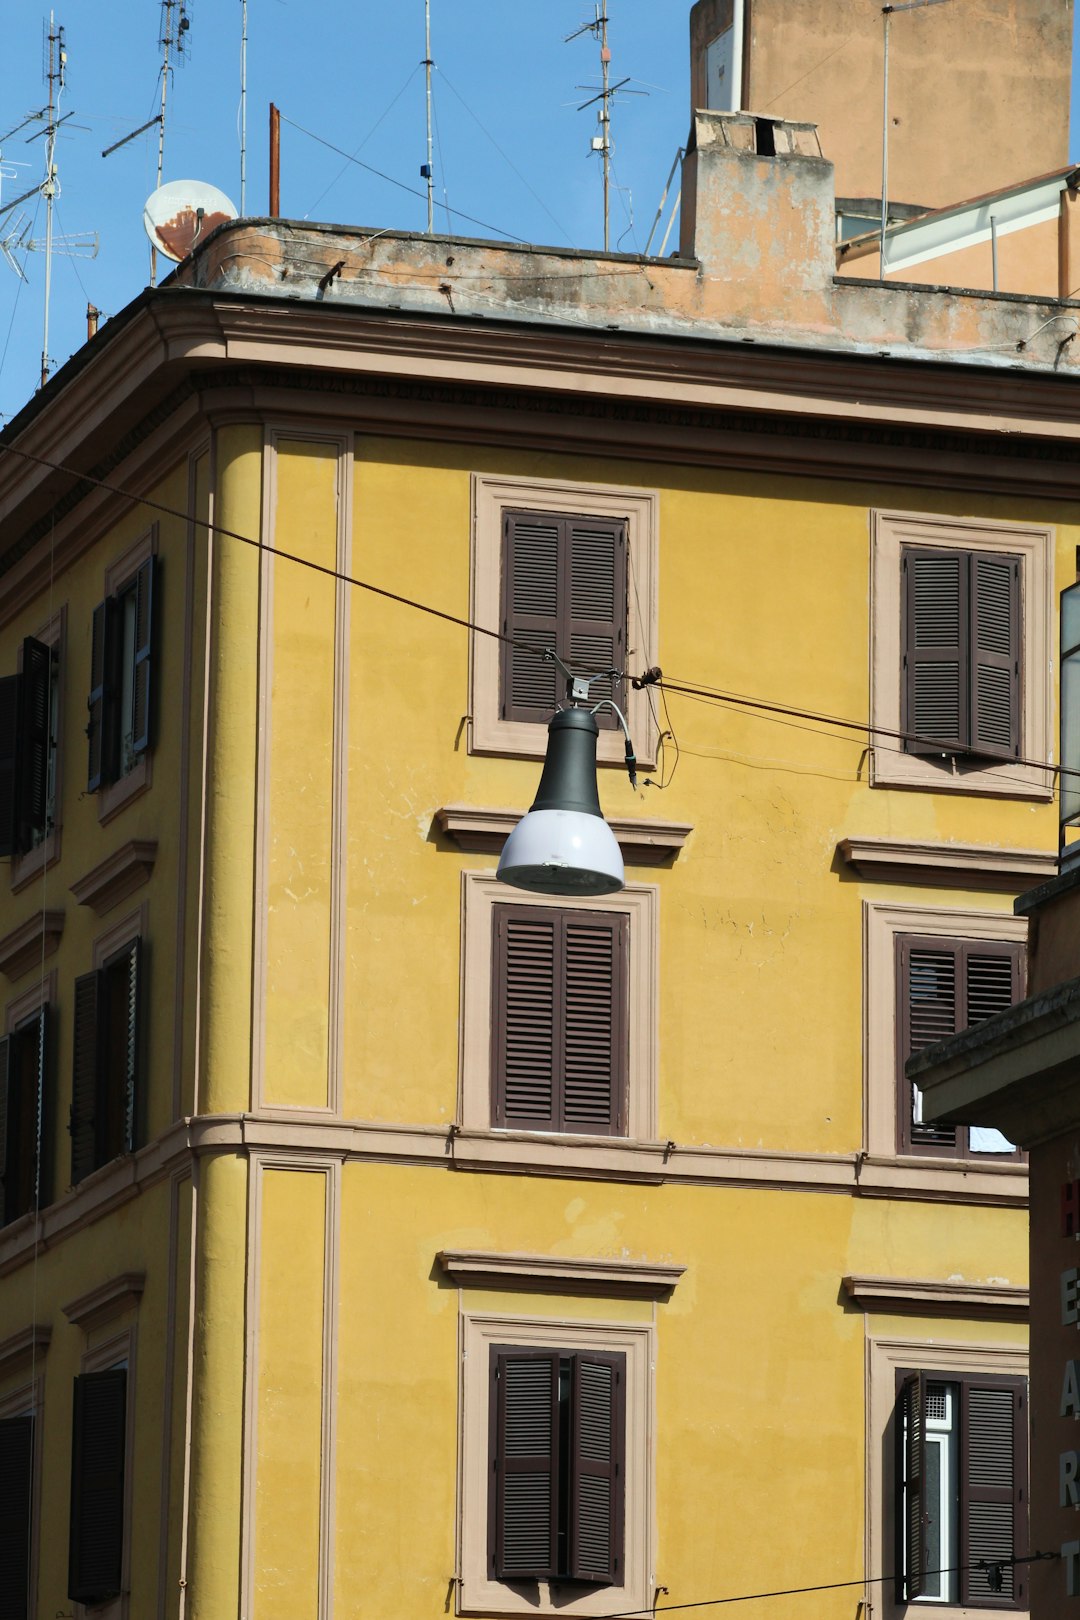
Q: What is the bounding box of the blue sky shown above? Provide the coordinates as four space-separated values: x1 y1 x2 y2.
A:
0 1 1077 426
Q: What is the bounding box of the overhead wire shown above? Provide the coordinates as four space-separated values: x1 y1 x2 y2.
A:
301 64 422 222
0 437 1073 798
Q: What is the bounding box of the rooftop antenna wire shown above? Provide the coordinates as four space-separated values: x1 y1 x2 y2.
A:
423 0 434 232
240 0 248 214
879 0 952 278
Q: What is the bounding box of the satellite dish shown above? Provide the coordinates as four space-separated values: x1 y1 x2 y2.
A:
143 179 238 263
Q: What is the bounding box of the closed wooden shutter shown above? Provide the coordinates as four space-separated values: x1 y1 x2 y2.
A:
29 1009 50 1212
68 1368 126 1607
0 1036 9 1228
15 638 51 850
70 971 102 1185
0 673 19 858
898 1372 928 1602
898 937 1023 1156
971 554 1021 759
959 1376 1027 1609
500 511 626 727
569 1352 624 1584
492 907 628 1135
2 1011 50 1226
87 598 114 792
131 557 156 758
119 939 141 1154
492 1349 559 1581
902 547 1021 758
0 1413 33 1620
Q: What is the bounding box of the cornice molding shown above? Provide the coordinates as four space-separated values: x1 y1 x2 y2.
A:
62 1271 146 1330
0 908 64 981
842 1273 1028 1320
71 839 159 916
838 836 1055 892
437 1249 685 1299
0 1323 51 1377
434 804 692 863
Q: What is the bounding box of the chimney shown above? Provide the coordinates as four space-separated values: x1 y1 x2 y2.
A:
680 111 836 299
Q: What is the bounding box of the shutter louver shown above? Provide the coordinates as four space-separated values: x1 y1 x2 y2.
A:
905 549 967 754
0 1036 9 1228
70 971 102 1185
15 638 50 851
68 1369 126 1607
966 951 1017 1028
87 599 112 793
960 1378 1026 1608
0 1413 33 1620
904 944 959 1149
562 915 627 1134
569 1353 624 1584
0 674 19 858
131 557 156 759
494 910 557 1130
502 514 561 722
900 1372 928 1601
121 939 141 1154
971 554 1020 760
493 1350 559 1581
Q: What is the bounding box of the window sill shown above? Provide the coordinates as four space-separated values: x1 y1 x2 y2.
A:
98 756 151 826
869 747 1053 800
10 831 61 894
856 1154 1027 1205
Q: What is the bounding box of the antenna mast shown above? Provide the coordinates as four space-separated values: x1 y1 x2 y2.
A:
423 0 434 233
240 0 248 214
39 11 65 389
569 1 630 253
151 0 191 285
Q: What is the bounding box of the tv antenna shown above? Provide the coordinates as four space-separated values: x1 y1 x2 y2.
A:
567 1 645 251
879 0 953 277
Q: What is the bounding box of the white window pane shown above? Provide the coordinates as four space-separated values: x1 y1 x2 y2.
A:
969 1125 1016 1153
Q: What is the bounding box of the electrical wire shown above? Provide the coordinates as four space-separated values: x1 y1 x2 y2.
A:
591 1549 1058 1618
0 437 1073 797
280 113 528 244
301 65 421 222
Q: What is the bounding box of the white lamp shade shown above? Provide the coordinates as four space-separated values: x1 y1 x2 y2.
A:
496 808 625 896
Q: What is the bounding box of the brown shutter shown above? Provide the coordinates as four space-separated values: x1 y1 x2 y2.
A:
960 1376 1027 1608
15 638 51 851
562 913 627 1135
70 971 103 1185
898 938 959 1151
965 946 1021 1029
568 1352 624 1584
567 517 626 727
970 554 1021 760
492 1349 560 1581
87 598 116 792
130 557 156 759
501 513 561 722
493 908 627 1135
0 1036 9 1228
493 909 557 1130
68 1368 126 1607
30 1009 50 1211
898 1371 928 1601
903 548 968 754
0 673 19 858
0 1412 33 1620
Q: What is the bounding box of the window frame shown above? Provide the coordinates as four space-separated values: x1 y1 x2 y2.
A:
70 911 145 1188
470 474 659 767
460 873 658 1146
0 1362 45 1620
0 997 51 1228
459 1311 653 1619
862 901 1028 1192
8 609 64 890
895 933 1025 1161
69 1326 136 1620
867 1336 1029 1618
869 510 1053 798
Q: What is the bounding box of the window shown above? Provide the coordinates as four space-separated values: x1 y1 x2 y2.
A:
869 510 1053 798
897 934 1024 1158
490 1347 624 1586
460 874 658 1146
0 1410 34 1618
492 904 628 1135
0 637 57 859
470 475 658 766
0 1006 50 1226
87 555 156 793
459 1311 653 1618
68 1366 127 1608
896 1372 1028 1609
70 938 142 1185
902 547 1020 761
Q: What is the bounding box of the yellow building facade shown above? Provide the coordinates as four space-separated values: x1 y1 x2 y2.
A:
1 114 1077 1620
